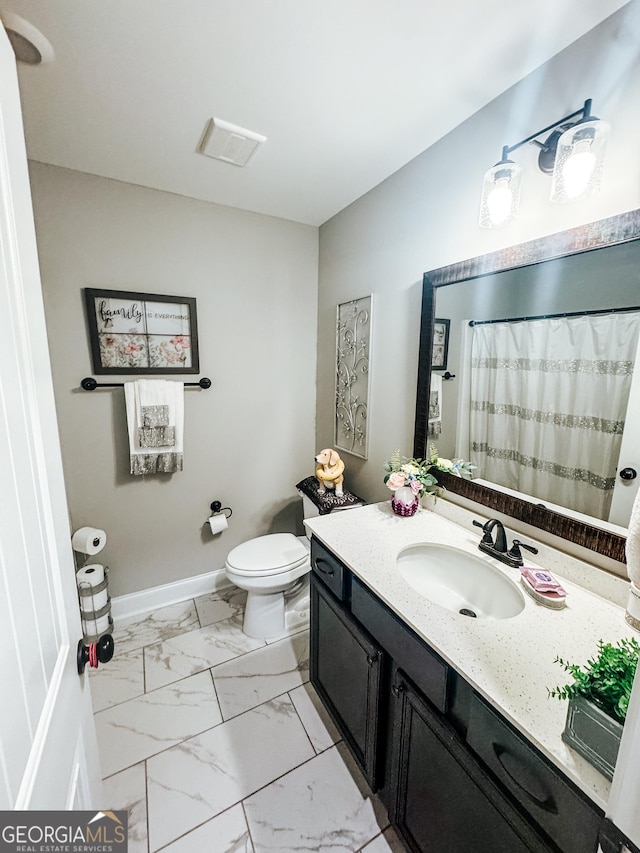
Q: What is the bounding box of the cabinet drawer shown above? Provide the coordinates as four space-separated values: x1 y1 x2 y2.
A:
310 537 346 601
351 577 449 714
467 695 603 853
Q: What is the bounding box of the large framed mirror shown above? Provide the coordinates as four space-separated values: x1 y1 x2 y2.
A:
414 209 640 564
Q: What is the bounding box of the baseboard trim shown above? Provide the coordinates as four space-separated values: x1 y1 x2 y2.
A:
111 568 231 621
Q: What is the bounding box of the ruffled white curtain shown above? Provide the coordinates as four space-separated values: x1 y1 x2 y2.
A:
469 312 640 520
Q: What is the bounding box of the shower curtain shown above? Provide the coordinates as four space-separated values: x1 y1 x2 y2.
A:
469 311 640 520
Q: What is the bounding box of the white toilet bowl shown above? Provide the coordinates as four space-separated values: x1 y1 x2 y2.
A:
225 533 310 639
225 490 363 639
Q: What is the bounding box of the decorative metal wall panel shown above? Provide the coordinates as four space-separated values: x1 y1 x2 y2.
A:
335 296 372 459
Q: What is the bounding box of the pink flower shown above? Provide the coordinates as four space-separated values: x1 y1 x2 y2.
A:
386 471 406 490
410 479 422 495
170 335 189 352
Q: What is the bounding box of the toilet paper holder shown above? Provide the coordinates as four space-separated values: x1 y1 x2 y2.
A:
77 566 114 642
210 501 232 519
76 566 115 673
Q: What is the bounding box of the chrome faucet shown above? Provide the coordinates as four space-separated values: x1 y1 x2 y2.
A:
472 518 538 567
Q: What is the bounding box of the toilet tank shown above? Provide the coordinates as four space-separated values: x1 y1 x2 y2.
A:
296 475 365 538
298 488 365 538
301 494 320 520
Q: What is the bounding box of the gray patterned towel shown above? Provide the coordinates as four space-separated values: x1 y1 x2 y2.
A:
138 426 176 447
142 405 169 428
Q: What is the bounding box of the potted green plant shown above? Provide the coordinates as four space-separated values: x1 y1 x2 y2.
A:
548 637 640 779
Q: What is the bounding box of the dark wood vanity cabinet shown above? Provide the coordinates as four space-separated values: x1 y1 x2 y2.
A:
310 573 385 790
309 536 604 853
389 673 547 852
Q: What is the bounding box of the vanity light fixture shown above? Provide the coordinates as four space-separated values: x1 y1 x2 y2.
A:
479 99 610 228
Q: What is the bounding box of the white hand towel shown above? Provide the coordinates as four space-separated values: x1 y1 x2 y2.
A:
124 380 184 475
627 487 640 586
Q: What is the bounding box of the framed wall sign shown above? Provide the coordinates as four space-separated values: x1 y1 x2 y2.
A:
84 288 199 374
432 318 450 371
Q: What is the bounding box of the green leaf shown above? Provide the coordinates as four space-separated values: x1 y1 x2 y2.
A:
548 637 640 723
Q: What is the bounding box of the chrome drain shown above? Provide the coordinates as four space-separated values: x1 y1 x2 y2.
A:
459 608 477 618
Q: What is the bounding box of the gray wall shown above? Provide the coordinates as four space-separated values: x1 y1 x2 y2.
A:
317 4 640 502
30 164 318 597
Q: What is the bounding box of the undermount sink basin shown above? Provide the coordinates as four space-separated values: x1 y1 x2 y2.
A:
397 542 525 620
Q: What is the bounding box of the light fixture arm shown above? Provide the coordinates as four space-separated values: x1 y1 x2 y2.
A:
500 99 593 160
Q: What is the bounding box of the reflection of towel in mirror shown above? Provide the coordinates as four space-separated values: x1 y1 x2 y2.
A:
124 380 184 475
627 487 640 586
428 373 442 439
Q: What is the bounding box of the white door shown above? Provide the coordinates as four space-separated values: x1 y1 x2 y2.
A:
0 22 102 808
605 659 640 848
609 332 640 527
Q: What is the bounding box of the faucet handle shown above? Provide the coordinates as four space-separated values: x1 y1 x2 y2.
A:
472 519 493 545
507 539 539 566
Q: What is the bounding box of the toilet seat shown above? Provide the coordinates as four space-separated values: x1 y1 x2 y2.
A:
226 533 309 578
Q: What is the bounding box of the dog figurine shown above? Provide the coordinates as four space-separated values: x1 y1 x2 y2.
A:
315 448 345 497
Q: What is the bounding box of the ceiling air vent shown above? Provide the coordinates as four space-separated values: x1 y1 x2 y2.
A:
198 118 266 167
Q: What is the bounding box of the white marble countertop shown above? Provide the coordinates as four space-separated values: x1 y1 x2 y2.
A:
305 501 633 812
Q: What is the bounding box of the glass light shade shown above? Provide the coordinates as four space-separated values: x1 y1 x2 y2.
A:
479 161 522 228
550 119 610 203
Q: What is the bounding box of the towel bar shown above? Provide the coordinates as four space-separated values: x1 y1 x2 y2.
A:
81 376 211 390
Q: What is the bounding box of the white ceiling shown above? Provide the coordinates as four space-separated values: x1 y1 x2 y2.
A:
2 0 630 226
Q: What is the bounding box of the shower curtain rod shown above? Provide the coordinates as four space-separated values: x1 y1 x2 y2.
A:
468 304 640 327
80 377 211 390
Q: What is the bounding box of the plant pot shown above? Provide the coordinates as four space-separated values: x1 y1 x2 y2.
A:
561 694 623 780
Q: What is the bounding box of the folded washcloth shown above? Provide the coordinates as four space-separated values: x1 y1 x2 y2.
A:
124 380 184 475
142 405 169 428
138 426 175 447
139 404 174 448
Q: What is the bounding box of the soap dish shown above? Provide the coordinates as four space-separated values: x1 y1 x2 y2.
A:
520 575 567 609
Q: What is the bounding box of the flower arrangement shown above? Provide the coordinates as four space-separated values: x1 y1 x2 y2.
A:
384 445 474 499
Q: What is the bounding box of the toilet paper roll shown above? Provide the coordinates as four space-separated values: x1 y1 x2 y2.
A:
76 564 108 612
72 526 107 555
208 513 228 535
82 612 111 638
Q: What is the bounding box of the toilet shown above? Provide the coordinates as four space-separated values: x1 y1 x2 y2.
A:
225 490 361 639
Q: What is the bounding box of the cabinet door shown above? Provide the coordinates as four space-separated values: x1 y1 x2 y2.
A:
389 674 551 853
310 575 384 790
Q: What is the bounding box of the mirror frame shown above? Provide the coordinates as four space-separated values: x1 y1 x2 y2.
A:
414 208 640 564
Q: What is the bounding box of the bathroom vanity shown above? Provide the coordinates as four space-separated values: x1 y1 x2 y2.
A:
305 502 632 853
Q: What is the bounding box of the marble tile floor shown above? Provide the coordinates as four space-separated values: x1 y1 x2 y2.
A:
90 585 404 853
